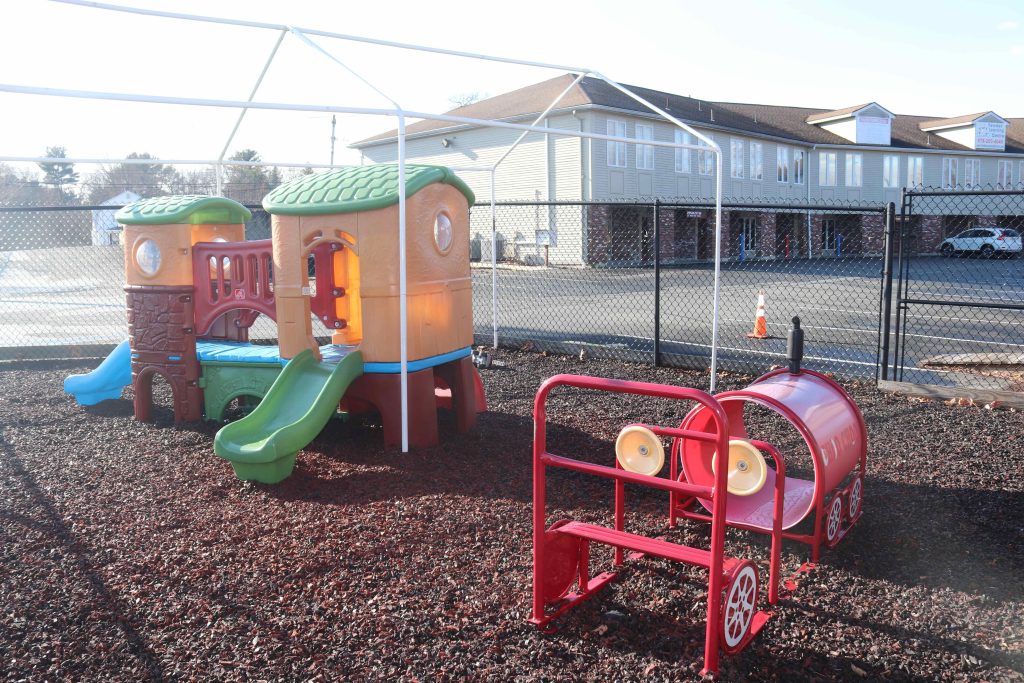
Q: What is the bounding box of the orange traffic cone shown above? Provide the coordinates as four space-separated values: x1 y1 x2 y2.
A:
746 290 769 339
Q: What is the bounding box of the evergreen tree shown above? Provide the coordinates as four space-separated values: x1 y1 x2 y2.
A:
222 149 281 203
37 146 78 197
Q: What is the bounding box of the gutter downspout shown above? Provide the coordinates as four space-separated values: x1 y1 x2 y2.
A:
571 109 587 264
807 144 816 259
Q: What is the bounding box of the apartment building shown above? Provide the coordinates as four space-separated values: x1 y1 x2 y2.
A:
352 74 1024 264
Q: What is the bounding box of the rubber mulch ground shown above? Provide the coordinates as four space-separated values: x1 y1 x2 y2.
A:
1 351 1022 682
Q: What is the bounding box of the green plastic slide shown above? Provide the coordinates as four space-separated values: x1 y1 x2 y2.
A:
214 349 364 484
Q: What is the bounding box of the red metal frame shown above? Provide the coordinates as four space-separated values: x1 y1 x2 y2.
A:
191 240 276 337
530 374 770 677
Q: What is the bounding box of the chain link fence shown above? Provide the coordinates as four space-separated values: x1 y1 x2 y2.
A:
2 189 893 379
884 186 1024 398
471 199 892 378
0 201 289 360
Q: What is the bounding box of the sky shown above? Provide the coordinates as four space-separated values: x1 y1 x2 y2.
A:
2 0 1022 172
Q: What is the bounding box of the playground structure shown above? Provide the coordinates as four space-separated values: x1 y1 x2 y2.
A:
64 165 486 483
531 319 866 676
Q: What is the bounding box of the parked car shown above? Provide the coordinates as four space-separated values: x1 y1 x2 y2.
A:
939 227 1022 258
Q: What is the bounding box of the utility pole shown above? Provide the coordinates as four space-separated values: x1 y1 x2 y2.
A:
330 115 337 166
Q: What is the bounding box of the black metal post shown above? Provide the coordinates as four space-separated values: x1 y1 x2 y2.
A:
895 192 913 381
653 200 662 367
787 316 804 374
878 202 895 381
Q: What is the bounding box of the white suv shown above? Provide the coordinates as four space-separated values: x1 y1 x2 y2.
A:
939 227 1022 258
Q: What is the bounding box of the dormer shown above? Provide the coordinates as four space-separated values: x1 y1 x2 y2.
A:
806 102 894 145
919 112 1008 151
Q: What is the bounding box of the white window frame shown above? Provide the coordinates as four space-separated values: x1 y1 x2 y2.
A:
636 123 654 170
777 147 789 183
674 129 691 173
819 151 837 186
730 138 744 179
792 149 805 185
964 158 980 189
606 119 627 168
883 155 899 189
1020 161 1024 189
698 139 714 175
845 153 863 187
942 157 958 189
739 216 758 251
907 156 924 189
749 142 763 181
996 160 1012 188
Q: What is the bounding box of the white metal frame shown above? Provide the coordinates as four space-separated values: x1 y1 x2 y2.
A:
2 0 725 451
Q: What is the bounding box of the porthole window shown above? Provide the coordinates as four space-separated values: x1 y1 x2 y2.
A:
135 238 162 276
434 212 453 253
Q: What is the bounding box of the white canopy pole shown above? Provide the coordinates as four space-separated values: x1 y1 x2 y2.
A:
0 84 708 155
218 29 287 164
490 168 498 348
710 152 723 393
398 116 409 452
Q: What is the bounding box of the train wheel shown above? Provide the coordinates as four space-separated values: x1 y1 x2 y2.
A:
847 477 863 521
721 560 759 654
541 521 582 603
825 495 844 548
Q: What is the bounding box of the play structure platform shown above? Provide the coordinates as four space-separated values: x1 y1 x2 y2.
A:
65 165 485 483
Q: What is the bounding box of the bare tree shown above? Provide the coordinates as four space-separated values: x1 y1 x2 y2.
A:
448 92 486 109
83 153 181 202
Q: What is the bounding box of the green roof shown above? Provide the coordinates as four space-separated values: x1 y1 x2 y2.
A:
262 164 475 216
115 195 252 226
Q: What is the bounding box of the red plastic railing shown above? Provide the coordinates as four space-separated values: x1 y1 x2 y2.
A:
192 240 276 337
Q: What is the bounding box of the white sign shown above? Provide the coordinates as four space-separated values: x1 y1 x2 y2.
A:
535 231 551 246
975 121 1006 151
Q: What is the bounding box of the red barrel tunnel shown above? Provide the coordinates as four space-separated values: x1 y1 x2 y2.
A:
677 368 867 531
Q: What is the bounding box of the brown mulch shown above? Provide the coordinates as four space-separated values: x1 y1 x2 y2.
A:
0 351 1022 682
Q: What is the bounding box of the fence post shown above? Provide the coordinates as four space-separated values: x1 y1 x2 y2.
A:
878 202 896 381
654 199 662 367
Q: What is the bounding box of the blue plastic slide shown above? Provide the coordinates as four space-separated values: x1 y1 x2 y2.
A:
64 339 133 406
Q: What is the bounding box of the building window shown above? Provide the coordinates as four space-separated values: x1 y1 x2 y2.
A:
819 151 837 186
777 147 789 183
997 160 1012 188
748 142 763 181
883 155 900 188
636 123 654 170
845 153 863 187
792 149 805 185
907 156 924 188
942 157 958 189
964 158 980 189
674 130 691 173
822 218 837 251
698 139 714 175
731 139 744 178
607 119 626 168
739 216 758 252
